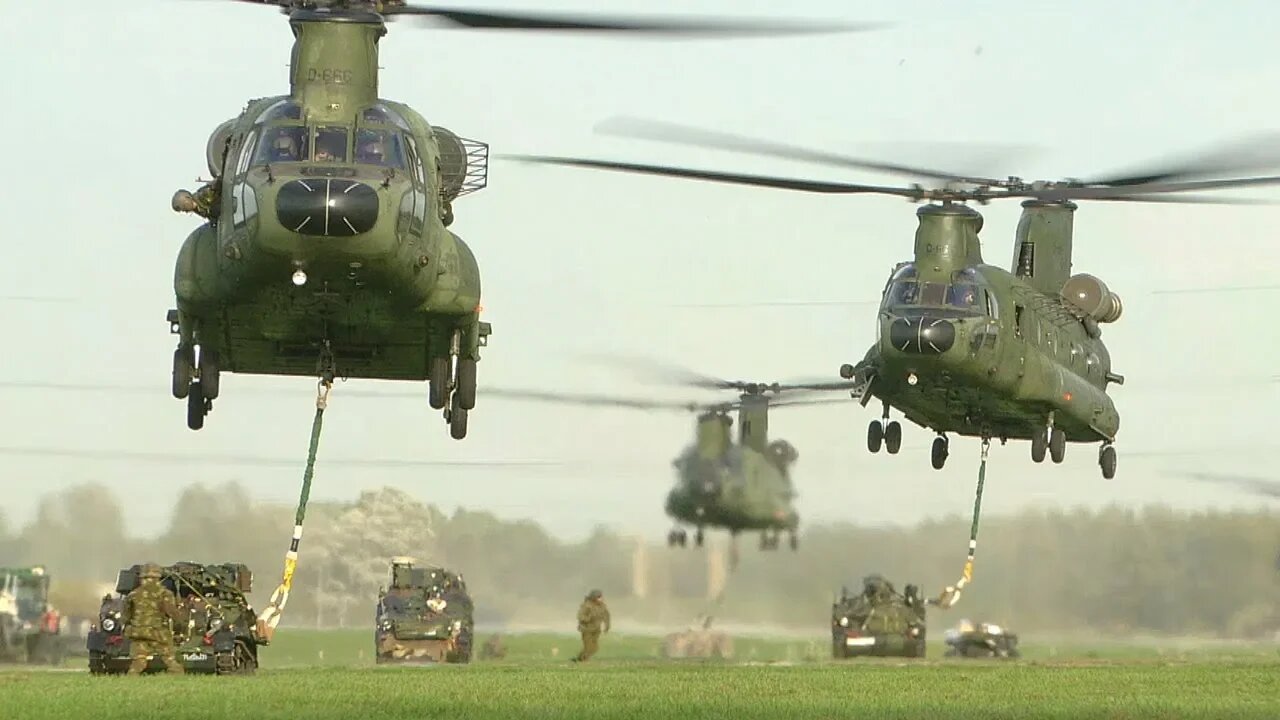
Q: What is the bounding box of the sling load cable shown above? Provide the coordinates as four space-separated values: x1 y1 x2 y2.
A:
256 372 333 642
930 437 990 610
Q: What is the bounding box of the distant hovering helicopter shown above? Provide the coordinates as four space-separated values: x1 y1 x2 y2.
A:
487 363 861 553
165 1 878 435
505 117 1280 477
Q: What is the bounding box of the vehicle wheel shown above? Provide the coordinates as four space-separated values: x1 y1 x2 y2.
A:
1049 427 1066 463
199 348 221 400
930 436 948 470
172 347 193 399
1030 427 1048 463
789 532 799 551
187 381 206 431
867 420 883 453
456 357 477 410
694 528 704 547
884 421 902 454
449 395 468 440
1100 445 1117 479
429 356 451 410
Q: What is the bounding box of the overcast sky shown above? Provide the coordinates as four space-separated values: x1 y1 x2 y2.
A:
1 0 1277 542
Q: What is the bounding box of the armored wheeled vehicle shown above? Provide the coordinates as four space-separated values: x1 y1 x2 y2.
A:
375 557 474 664
661 615 734 659
831 574 927 658
944 620 1021 658
87 562 266 675
0 565 68 665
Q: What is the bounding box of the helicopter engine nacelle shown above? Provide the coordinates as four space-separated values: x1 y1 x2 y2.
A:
205 119 236 178
1060 273 1122 323
431 126 489 203
766 440 799 466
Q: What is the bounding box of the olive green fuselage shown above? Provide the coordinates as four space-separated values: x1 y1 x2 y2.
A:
854 203 1121 444
667 446 799 532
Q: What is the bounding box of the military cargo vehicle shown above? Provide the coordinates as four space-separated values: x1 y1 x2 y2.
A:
87 562 266 674
661 615 734 659
831 574 927 658
0 565 68 664
944 619 1021 658
375 556 474 664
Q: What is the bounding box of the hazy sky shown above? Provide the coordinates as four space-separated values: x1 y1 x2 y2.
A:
1 0 1278 542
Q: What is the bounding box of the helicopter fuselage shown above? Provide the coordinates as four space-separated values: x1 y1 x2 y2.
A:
667 445 798 532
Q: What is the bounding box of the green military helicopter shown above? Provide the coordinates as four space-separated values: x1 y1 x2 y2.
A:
488 363 860 552
165 2 878 435
506 118 1280 477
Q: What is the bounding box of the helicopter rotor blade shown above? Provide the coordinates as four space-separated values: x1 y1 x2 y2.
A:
482 387 709 413
594 116 1014 187
1180 471 1280 500
0 444 558 469
388 5 885 36
502 155 922 197
1019 175 1280 203
1079 132 1280 186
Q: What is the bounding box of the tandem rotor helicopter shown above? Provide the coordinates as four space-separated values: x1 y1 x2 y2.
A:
506 118 1280 477
487 362 862 555
164 0 877 435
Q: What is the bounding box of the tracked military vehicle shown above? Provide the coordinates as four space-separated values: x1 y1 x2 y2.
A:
0 565 67 664
375 557 474 664
87 562 266 674
944 620 1021 658
831 574 927 658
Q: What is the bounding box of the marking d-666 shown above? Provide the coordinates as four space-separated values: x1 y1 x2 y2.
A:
308 68 353 84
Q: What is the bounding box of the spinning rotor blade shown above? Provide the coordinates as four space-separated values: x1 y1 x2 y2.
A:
1017 175 1280 203
1081 132 1280 186
503 155 918 197
1181 471 1280 500
226 1 883 36
0 445 557 468
594 117 1013 187
575 354 858 395
482 387 708 413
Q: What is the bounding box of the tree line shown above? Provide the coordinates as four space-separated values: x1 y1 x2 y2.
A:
1 481 1276 637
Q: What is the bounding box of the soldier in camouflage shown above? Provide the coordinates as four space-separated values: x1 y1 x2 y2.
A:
122 563 184 675
171 181 222 225
572 589 610 663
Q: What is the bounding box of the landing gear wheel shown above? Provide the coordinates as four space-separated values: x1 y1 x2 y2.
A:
884 421 902 454
429 357 451 410
1031 428 1048 463
1049 427 1066 464
456 357 477 410
448 395 468 440
172 347 193 399
930 436 949 470
1099 445 1117 479
789 532 798 551
187 381 206 431
199 348 220 400
867 421 883 453
694 528 704 548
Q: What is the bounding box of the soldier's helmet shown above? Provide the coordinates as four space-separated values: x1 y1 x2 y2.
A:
140 563 162 580
587 589 603 600
358 137 386 164
272 133 298 159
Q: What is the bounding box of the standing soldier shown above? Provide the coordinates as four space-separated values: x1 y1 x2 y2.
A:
573 589 610 663
122 564 184 675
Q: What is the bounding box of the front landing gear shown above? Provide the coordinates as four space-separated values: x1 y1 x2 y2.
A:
867 403 902 454
931 435 949 470
1099 444 1117 479
173 344 215 431
432 323 488 440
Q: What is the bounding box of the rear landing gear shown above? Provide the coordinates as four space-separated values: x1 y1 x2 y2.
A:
433 326 482 440
187 380 210 431
174 341 214 430
667 528 688 547
1031 422 1066 464
1099 444 1117 479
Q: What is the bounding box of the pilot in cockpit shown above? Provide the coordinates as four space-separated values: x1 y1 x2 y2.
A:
314 133 345 162
356 136 386 165
268 133 301 162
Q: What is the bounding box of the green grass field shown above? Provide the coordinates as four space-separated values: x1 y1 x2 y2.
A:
5 630 1278 719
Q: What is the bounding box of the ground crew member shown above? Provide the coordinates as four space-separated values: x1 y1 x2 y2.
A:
122 564 184 675
572 589 610 663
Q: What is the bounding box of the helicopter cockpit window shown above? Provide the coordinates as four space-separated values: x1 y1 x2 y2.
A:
946 283 980 309
919 282 947 305
354 129 406 169
257 100 303 123
885 280 919 306
312 126 348 162
362 103 412 130
254 126 309 164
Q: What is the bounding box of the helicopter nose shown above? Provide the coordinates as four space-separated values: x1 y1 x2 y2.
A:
888 315 956 355
275 178 379 237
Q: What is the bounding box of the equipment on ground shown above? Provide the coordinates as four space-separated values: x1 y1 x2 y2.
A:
0 566 67 665
505 117 1280 475
374 556 475 663
831 574 927 658
660 615 734 659
87 562 265 675
166 2 877 437
487 359 861 553
943 619 1020 658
